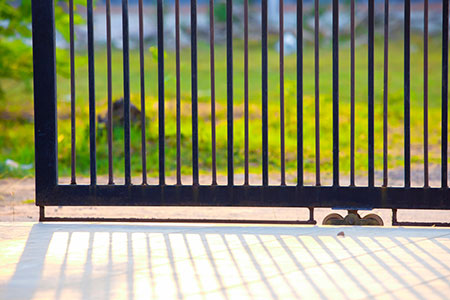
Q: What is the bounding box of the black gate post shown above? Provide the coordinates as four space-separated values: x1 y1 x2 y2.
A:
32 0 58 214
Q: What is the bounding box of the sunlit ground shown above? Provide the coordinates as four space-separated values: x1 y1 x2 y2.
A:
0 223 449 299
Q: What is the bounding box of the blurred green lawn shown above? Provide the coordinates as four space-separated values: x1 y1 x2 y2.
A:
0 35 447 182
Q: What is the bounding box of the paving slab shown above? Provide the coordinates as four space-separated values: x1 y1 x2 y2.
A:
0 222 449 300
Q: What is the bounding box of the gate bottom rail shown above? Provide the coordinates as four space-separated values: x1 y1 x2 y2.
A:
38 206 317 225
391 209 450 227
36 185 450 226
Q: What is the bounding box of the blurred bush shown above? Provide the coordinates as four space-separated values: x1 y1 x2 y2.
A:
0 0 88 102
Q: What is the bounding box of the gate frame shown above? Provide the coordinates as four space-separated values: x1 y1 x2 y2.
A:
32 0 450 226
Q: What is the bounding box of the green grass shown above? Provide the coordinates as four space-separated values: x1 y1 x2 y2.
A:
1 34 448 181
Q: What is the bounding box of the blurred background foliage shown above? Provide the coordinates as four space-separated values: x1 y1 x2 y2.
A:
0 0 447 184
0 0 88 101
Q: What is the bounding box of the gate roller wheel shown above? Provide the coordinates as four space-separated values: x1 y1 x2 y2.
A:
362 214 384 226
323 213 344 225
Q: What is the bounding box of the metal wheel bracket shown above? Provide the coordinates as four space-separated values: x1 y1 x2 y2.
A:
323 210 383 226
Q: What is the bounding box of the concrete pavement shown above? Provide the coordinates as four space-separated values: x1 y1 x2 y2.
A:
1 222 450 299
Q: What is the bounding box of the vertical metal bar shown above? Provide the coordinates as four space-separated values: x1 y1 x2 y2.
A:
39 206 45 221
314 0 320 186
176 0 182 185
106 0 114 185
138 0 147 185
262 0 269 186
404 0 411 188
332 0 339 187
209 0 217 185
157 0 165 185
297 0 303 186
122 0 131 185
244 0 249 186
280 0 285 186
383 0 389 187
88 0 97 186
69 0 76 185
368 0 374 187
227 0 234 186
424 0 429 187
191 0 199 185
392 208 398 225
32 0 58 201
442 0 449 188
350 0 355 186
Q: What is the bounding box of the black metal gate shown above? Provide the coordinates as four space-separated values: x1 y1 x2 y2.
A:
32 0 450 225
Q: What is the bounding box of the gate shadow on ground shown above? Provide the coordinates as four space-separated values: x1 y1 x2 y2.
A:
1 223 450 300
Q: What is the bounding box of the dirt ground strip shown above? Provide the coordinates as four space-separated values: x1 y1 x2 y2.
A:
1 168 450 223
